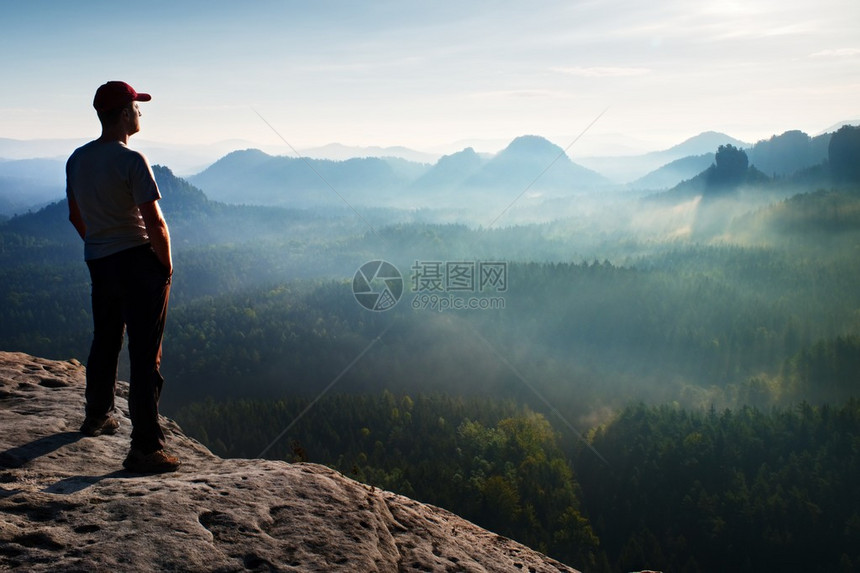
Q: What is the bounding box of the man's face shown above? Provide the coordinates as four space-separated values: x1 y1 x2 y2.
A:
123 102 142 135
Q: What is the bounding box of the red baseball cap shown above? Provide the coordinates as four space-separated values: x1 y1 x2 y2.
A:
93 81 151 112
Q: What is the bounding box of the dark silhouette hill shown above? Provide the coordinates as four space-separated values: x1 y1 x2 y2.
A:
829 125 860 184
631 130 836 191
746 130 831 178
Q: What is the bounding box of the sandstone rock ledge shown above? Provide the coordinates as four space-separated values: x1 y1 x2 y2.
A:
0 351 580 572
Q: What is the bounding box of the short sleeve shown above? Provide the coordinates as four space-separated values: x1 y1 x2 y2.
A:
128 151 162 206
65 153 77 202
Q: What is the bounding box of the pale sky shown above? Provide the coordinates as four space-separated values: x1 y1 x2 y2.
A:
1 0 858 156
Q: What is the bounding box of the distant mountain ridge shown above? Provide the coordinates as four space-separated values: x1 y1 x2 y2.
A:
578 131 750 185
0 157 67 216
412 147 485 190
190 149 417 208
651 131 749 161
190 135 611 210
600 129 840 190
300 142 438 164
629 153 716 190
2 124 855 214
470 135 609 190
817 119 860 136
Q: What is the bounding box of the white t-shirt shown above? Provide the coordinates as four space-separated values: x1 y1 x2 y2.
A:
66 140 161 260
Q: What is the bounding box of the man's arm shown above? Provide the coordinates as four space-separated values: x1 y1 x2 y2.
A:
138 200 173 275
67 194 87 240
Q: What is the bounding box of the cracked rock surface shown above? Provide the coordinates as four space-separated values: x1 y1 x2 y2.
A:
0 351 579 572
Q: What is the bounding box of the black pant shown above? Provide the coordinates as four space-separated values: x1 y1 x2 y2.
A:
85 244 171 454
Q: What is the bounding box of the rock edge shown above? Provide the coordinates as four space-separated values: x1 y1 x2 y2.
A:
0 351 580 572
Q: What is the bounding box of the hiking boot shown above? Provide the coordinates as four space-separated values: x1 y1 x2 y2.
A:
80 415 120 437
122 449 181 474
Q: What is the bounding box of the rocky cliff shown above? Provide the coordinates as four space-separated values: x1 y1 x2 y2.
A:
0 351 580 572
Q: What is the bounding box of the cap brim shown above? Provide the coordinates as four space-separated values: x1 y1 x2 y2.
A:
134 93 152 102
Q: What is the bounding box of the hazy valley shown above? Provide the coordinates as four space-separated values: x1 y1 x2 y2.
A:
2 124 859 571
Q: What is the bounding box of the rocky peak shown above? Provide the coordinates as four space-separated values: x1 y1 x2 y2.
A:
0 351 579 572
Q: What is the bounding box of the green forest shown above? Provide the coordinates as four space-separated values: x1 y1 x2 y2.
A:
175 394 860 571
2 132 860 571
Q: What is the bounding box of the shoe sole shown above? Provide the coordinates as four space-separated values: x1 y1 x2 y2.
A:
122 456 181 474
122 463 180 474
80 420 120 437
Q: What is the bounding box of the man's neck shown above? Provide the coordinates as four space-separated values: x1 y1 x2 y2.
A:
98 125 131 145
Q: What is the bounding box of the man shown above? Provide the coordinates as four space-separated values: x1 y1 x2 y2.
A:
66 81 179 473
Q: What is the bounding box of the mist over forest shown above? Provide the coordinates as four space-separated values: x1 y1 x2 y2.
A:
2 125 860 571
